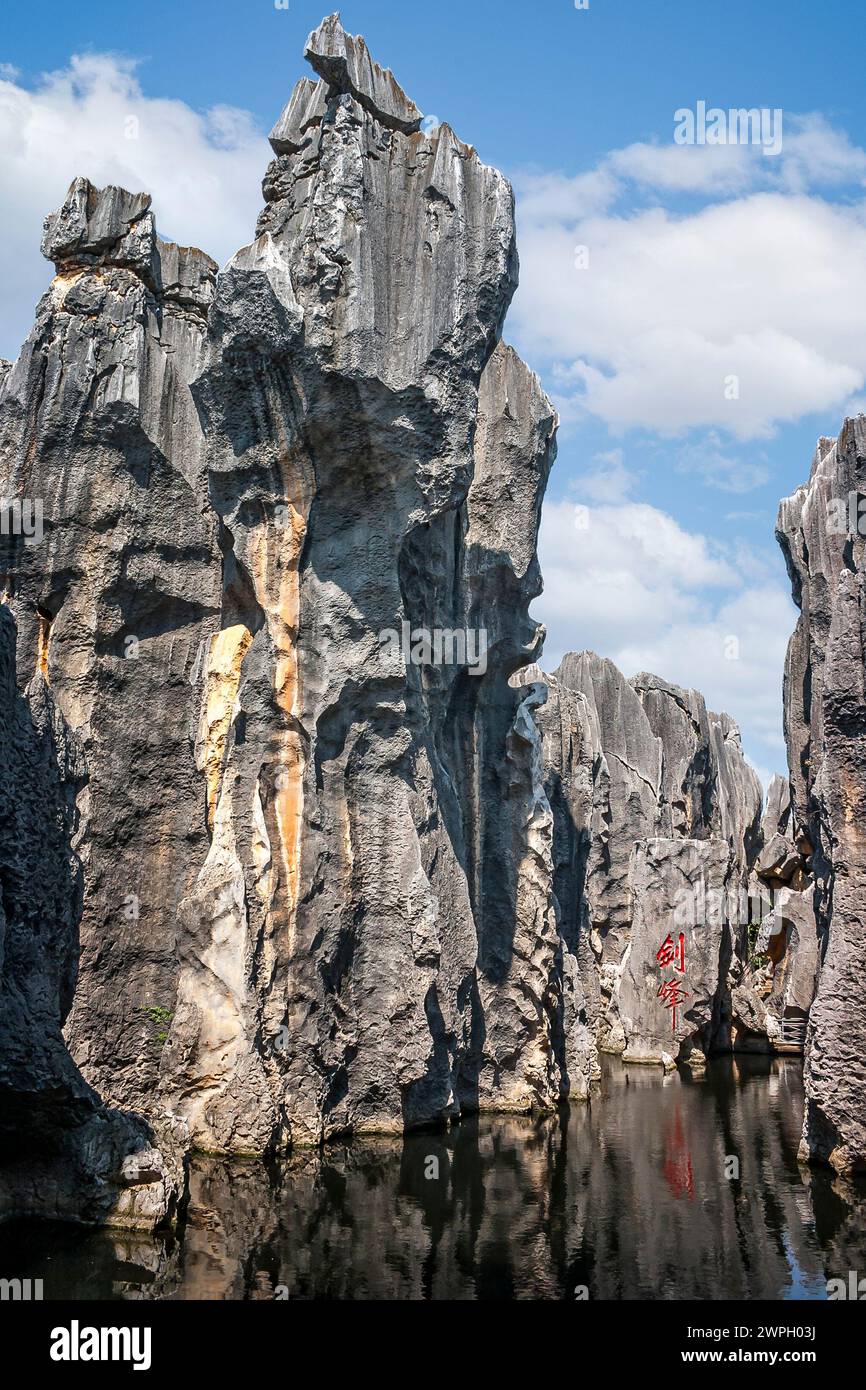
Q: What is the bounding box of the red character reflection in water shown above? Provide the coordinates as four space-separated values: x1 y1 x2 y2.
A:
663 1104 695 1199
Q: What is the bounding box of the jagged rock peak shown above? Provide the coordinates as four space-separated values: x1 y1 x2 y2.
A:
42 178 153 268
40 176 218 318
269 76 329 155
255 22 517 396
303 11 423 133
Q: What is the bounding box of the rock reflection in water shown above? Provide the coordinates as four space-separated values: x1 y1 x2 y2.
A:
2 1057 864 1300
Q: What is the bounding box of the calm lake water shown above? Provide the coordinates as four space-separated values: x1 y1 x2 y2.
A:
3 1056 865 1300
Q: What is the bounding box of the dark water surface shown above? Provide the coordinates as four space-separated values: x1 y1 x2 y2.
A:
3 1056 865 1300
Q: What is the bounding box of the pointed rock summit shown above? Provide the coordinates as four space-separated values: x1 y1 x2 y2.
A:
303 11 423 131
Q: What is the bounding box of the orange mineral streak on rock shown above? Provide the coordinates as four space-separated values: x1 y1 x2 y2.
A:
200 623 254 829
36 610 52 682
249 492 310 940
50 269 87 300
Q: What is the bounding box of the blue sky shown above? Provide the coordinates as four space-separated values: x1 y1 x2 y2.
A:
3 0 866 781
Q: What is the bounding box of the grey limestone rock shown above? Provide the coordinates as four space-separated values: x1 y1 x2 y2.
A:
269 78 330 157
304 12 423 134
0 14 593 1161
0 175 222 1115
618 837 738 1065
536 652 763 1065
777 417 866 1173
0 606 185 1228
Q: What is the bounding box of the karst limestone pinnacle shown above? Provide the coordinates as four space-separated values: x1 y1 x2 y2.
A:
1 15 863 1232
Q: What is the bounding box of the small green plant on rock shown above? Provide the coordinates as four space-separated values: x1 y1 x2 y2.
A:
142 1005 173 1049
747 921 769 970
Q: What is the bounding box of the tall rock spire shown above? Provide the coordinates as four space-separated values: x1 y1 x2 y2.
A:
777 419 866 1174
159 12 569 1147
0 15 585 1159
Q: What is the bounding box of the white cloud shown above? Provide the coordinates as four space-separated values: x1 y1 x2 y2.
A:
609 139 756 195
534 498 795 774
0 55 269 362
571 448 641 503
779 113 866 189
512 166 620 223
511 125 866 439
571 113 866 202
675 434 771 494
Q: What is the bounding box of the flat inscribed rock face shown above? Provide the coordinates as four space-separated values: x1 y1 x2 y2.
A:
618 837 736 1065
535 651 765 1066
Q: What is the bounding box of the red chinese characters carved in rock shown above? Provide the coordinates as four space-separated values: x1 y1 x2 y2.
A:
656 932 689 1032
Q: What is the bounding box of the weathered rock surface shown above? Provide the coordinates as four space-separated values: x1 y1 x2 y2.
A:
0 14 595 1160
304 12 423 133
0 606 185 1228
552 654 663 971
158 4 584 1146
728 770 821 1056
3 10 859 1185
617 837 739 1065
776 418 866 1173
533 652 763 1064
0 174 222 1115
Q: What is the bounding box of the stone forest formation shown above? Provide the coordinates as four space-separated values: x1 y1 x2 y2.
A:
0 13 864 1232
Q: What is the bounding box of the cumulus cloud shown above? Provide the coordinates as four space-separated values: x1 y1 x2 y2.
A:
0 54 269 361
510 116 866 441
675 434 771 494
534 498 796 776
572 448 642 503
608 139 756 195
508 115 866 768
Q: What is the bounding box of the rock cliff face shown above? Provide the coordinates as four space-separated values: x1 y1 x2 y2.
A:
533 653 764 1065
0 607 185 1228
729 773 821 1056
157 12 585 1150
776 418 866 1173
2 10 861 1193
0 13 594 1163
0 176 222 1115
